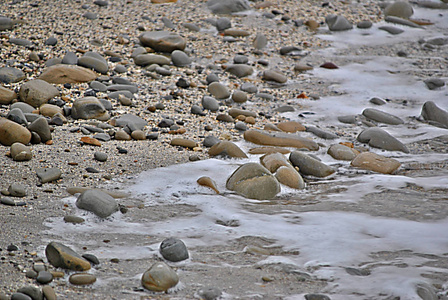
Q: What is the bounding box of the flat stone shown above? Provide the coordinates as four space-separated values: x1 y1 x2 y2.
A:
63 215 85 224
36 167 61 183
248 147 291 155
263 69 287 84
290 151 336 177
170 138 197 149
385 16 422 28
276 121 306 133
379 26 404 35
351 152 401 174
76 189 119 218
197 287 223 300
223 29 250 37
0 17 14 31
306 126 338 139
244 130 319 151
362 108 404 125
19 79 59 108
41 286 56 300
0 67 26 84
112 114 147 131
424 78 445 90
0 117 32 146
226 163 280 200
225 64 253 78
202 96 220 111
9 38 33 47
159 238 189 262
209 141 248 158
142 262 179 292
8 183 26 197
228 108 257 118
139 31 186 53
39 65 97 84
357 127 409 153
134 54 171 66
45 241 91 271
327 144 359 161
78 52 108 74
69 273 97 285
16 287 41 300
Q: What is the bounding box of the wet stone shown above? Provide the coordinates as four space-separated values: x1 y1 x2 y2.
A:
17 286 43 300
45 241 91 271
362 108 404 125
69 273 97 285
36 270 53 284
63 215 85 224
209 141 248 158
82 254 100 265
141 262 179 292
369 97 387 105
159 237 189 262
197 287 222 300
76 189 119 218
351 152 401 174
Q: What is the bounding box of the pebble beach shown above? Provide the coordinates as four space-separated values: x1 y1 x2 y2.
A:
1 0 448 299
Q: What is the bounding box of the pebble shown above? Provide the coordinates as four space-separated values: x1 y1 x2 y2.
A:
424 78 445 90
28 117 52 143
11 293 32 300
351 152 401 174
197 176 220 194
206 73 220 84
115 129 131 141
170 138 197 149
197 287 222 300
78 52 108 74
159 237 189 262
304 294 331 300
378 26 404 35
8 183 26 197
82 254 100 265
63 215 85 224
131 130 146 140
203 136 220 148
226 163 280 200
41 286 57 300
327 144 359 161
71 97 109 120
19 79 59 108
232 90 247 103
263 69 287 84
207 0 251 14
421 101 448 128
235 121 247 131
325 14 353 31
141 262 179 292
171 50 191 67
134 54 171 66
362 108 404 125
357 20 373 29
10 142 32 161
209 141 248 158
225 64 253 78
357 127 409 153
208 82 231 99
384 1 414 18
0 16 13 30
216 17 231 31
139 31 186 53
241 82 258 93
0 86 18 105
244 130 319 151
385 16 421 28
290 151 335 177
202 96 220 111
36 271 53 284
369 97 387 105
0 67 26 84
306 126 338 139
69 273 97 285
36 167 61 183
76 189 119 218
45 241 91 271
248 147 291 155
277 121 306 133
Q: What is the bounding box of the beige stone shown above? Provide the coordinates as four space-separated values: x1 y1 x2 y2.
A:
0 118 32 146
351 152 401 174
244 130 319 151
39 65 97 84
0 86 17 105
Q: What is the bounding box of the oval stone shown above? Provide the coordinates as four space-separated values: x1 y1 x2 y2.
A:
141 262 179 292
0 118 32 146
69 273 97 285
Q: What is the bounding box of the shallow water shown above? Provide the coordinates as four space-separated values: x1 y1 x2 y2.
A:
44 5 448 299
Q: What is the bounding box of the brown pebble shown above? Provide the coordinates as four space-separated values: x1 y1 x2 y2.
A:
69 273 97 285
80 137 101 146
197 176 219 194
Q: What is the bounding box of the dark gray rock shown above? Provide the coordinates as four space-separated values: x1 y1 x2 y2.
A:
424 78 445 90
161 17 175 29
206 73 220 84
357 127 409 153
44 37 58 46
235 121 247 131
171 50 191 67
17 286 43 300
76 189 119 218
203 135 220 147
36 167 62 183
306 126 338 139
304 294 331 300
289 151 335 177
369 97 387 105
78 52 108 74
89 81 107 92
233 55 248 64
62 51 78 65
325 14 353 31
107 84 138 94
108 90 134 99
0 67 26 84
159 238 189 262
362 108 404 125
421 101 448 128
7 108 28 125
183 22 200 32
28 116 52 142
36 271 53 284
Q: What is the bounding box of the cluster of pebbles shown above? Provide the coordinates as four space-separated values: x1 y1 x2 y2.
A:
1 0 448 299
